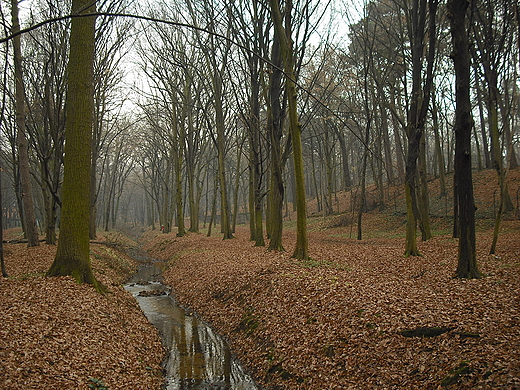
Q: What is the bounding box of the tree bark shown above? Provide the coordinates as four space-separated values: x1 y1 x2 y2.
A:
448 0 480 279
172 103 185 237
269 0 308 260
266 34 285 251
47 0 103 291
404 0 437 256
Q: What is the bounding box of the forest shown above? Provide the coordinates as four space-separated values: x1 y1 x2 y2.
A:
0 0 519 389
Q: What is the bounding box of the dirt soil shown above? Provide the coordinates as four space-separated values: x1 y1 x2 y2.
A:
0 231 164 390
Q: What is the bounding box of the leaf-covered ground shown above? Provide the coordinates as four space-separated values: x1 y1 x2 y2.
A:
144 223 519 390
142 169 520 390
0 232 164 390
1 168 519 389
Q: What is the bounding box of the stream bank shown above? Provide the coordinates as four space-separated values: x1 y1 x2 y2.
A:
141 226 520 390
124 252 258 390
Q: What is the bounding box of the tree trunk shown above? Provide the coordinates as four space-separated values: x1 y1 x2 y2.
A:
47 0 103 291
11 0 39 247
266 34 285 251
336 130 352 190
231 139 244 233
448 0 480 279
357 132 369 240
324 122 334 216
269 0 308 260
418 133 432 240
41 174 57 245
0 165 7 277
473 65 492 169
390 90 406 184
380 102 394 185
432 92 447 196
250 95 265 245
89 144 98 239
207 175 218 237
404 0 437 256
173 104 185 237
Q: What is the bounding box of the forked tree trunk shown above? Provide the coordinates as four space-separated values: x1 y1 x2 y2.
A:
404 0 437 256
266 36 285 252
448 0 481 279
269 0 308 260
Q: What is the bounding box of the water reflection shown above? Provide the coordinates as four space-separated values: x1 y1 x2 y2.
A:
125 262 258 390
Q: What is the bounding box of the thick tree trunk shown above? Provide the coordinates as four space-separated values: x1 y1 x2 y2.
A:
448 0 480 279
47 0 103 291
186 99 199 233
214 85 233 239
11 0 39 247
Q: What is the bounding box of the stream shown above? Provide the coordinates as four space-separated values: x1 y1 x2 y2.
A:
124 256 259 390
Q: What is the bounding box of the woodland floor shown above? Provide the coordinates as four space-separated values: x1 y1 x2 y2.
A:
1 168 519 389
0 232 164 390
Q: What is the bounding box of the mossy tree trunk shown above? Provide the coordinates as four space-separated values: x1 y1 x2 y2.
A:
244 2 266 246
11 0 39 247
269 0 308 260
172 101 185 237
448 0 481 279
47 0 103 291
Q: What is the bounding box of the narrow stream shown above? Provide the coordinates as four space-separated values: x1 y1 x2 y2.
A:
124 257 258 390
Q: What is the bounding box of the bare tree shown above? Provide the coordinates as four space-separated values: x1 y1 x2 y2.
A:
403 0 438 256
269 0 308 259
11 0 39 246
448 0 480 279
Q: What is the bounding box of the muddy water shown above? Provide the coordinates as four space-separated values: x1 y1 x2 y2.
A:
124 260 258 390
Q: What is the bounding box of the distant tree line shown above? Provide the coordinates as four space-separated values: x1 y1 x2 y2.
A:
1 0 518 281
